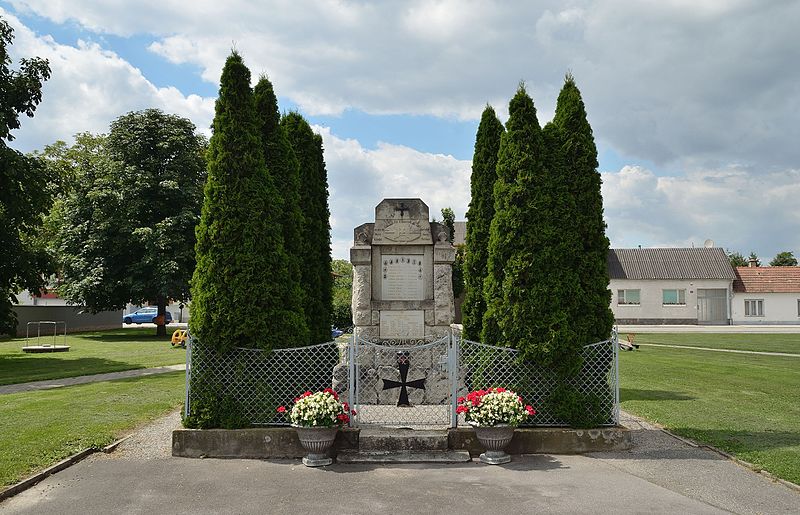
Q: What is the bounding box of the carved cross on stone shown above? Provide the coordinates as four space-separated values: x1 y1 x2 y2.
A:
394 202 410 218
382 351 426 406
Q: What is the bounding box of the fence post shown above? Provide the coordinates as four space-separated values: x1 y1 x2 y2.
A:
348 328 356 427
449 327 459 428
613 328 620 425
184 336 192 418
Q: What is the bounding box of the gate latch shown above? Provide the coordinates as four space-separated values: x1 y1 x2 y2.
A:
437 354 448 372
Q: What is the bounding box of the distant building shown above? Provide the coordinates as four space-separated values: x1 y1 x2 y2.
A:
608 248 735 325
732 266 800 324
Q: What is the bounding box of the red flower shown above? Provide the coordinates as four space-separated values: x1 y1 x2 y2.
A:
457 396 465 403
302 391 312 397
324 387 340 400
276 406 286 413
495 387 506 393
293 397 299 403
518 396 523 403
351 409 357 415
525 405 536 416
337 413 350 423
456 405 468 414
342 402 350 411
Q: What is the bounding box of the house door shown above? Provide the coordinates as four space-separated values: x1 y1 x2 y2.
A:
697 289 728 325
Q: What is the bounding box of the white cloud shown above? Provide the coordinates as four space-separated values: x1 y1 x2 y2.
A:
317 125 471 259
602 165 800 257
2 9 214 151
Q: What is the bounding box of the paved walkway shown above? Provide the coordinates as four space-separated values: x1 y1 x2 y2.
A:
1 411 797 514
0 364 186 395
637 343 800 357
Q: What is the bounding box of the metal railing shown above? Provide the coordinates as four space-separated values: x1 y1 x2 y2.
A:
184 329 619 427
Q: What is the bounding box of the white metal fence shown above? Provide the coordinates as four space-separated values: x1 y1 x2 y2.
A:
184 330 619 427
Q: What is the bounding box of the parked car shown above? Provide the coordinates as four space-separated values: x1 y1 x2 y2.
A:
123 307 173 325
331 327 344 339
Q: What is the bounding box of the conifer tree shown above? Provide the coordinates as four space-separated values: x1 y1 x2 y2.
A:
254 76 309 345
550 73 614 344
482 84 582 372
462 106 504 341
281 113 333 344
191 52 301 352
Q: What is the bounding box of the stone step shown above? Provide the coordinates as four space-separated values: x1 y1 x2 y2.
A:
358 429 449 452
336 450 471 464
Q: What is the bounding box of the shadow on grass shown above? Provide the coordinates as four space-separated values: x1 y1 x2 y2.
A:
620 388 695 402
81 332 167 343
671 427 800 453
0 356 148 386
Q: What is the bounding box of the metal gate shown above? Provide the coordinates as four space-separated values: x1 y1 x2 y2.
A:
697 288 728 324
349 330 456 428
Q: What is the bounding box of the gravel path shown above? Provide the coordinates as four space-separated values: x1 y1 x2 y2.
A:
0 365 186 395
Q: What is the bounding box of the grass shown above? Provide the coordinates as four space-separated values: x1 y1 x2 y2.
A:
621 332 800 354
0 371 185 487
0 328 186 385
620 344 800 485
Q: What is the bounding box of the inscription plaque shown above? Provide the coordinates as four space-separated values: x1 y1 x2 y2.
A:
379 310 424 339
381 254 424 300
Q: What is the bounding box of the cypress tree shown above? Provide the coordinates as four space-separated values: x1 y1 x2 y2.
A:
550 74 614 344
482 84 582 372
281 113 333 344
190 51 301 352
462 106 504 341
253 76 309 346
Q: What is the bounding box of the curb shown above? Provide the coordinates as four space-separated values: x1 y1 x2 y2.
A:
0 434 133 502
656 425 800 494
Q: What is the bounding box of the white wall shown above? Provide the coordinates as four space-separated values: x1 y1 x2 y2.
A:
609 279 731 323
731 292 800 324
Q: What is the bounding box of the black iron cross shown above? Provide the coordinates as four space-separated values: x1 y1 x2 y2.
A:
382 351 426 407
394 202 410 218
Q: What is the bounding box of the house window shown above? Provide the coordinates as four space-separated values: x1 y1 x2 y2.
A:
617 289 640 305
662 289 686 305
744 299 764 317
797 299 800 317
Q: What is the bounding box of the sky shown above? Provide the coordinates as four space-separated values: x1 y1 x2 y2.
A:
2 0 799 261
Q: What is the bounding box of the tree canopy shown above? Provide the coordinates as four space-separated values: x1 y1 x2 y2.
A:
462 106 504 341
50 110 207 335
770 251 798 267
191 51 305 351
727 250 747 267
0 17 53 335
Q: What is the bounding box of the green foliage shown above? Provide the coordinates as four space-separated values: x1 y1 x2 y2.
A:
282 113 333 344
769 251 798 267
440 207 455 242
0 17 53 335
182 391 249 430
191 51 304 352
331 259 353 329
49 109 206 336
748 252 761 267
462 106 504 341
545 384 606 429
254 75 309 345
549 73 614 345
727 250 747 267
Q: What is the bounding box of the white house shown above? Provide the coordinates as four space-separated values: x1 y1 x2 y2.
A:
732 266 800 324
608 248 735 325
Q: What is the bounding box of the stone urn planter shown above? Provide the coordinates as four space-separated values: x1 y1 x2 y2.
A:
470 422 514 465
293 425 339 467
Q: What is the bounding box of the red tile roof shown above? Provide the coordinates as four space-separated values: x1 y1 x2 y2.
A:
733 267 800 293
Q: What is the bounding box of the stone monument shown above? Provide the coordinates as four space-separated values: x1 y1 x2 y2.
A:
351 198 456 341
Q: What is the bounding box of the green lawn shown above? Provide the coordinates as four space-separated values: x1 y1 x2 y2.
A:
621 332 800 354
620 345 800 484
0 328 186 385
0 371 184 486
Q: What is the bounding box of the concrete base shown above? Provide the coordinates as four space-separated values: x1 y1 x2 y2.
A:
449 426 632 456
172 425 631 459
302 456 332 467
480 451 511 465
336 450 471 464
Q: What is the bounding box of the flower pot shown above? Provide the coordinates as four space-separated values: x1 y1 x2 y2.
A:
470 422 514 465
293 425 339 467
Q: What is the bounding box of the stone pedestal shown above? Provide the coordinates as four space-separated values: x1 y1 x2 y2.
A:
350 199 456 341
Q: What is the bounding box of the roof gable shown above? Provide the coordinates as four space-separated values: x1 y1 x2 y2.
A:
608 248 736 280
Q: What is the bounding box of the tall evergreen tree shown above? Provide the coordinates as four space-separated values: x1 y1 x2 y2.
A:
462 106 504 341
550 74 614 344
482 84 582 372
281 113 333 344
253 76 309 345
191 51 301 352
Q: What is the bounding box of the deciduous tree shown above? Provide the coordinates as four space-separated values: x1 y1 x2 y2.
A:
769 251 797 267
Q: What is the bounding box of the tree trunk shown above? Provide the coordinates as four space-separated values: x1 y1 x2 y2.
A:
156 297 167 337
